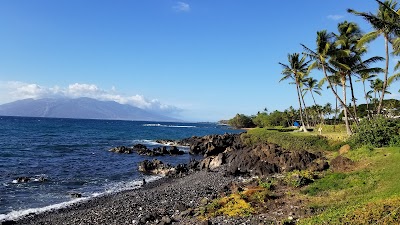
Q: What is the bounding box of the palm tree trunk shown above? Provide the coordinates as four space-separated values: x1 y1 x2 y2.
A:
363 81 370 119
341 78 352 135
296 82 308 132
301 93 311 128
377 34 390 115
348 74 358 120
334 85 338 131
321 64 358 125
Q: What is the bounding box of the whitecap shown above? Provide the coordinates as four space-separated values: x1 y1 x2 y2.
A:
0 197 87 222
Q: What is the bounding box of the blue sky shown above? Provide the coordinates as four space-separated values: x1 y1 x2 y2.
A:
0 0 398 121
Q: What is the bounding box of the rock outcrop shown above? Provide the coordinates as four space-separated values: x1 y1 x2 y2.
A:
138 159 197 177
186 133 329 177
109 144 185 156
180 133 243 156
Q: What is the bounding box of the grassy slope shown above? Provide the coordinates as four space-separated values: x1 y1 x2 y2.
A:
299 147 400 224
245 127 400 224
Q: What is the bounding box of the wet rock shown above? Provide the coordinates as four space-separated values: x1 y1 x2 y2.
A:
15 177 30 183
108 146 132 154
70 193 82 198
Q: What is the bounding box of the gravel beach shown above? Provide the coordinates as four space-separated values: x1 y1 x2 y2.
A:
12 169 241 225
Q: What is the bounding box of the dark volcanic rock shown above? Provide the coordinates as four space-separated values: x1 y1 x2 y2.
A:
182 133 243 156
110 144 185 156
138 159 172 175
15 177 30 183
224 143 326 176
108 146 132 154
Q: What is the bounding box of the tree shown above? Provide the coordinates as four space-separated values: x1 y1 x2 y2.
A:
348 0 400 114
356 73 377 118
279 53 310 132
302 30 357 135
302 77 323 124
228 114 255 129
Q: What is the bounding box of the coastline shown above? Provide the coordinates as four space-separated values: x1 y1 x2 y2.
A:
11 168 241 225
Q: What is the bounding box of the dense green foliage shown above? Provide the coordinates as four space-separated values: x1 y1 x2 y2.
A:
349 116 400 147
227 114 255 129
252 110 290 128
242 128 336 152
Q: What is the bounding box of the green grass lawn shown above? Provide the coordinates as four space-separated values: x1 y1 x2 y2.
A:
299 147 400 224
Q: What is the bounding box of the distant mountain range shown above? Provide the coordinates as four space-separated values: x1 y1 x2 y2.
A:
0 97 179 122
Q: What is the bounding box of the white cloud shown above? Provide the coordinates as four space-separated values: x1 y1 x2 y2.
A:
327 14 344 20
0 81 182 116
173 2 190 12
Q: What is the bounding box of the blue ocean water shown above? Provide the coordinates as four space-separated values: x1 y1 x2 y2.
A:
0 116 241 221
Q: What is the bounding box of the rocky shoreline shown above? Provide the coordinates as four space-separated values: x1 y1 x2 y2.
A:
7 133 332 225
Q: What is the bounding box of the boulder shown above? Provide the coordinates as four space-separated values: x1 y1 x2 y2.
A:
208 153 225 170
183 133 243 155
168 146 185 155
138 159 171 175
138 159 190 177
70 193 82 198
109 146 132 154
339 144 351 155
330 155 354 172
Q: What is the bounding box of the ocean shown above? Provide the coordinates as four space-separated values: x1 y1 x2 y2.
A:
0 116 241 221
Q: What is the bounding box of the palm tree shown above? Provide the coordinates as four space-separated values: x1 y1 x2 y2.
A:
348 0 400 114
331 21 384 121
302 77 323 124
370 78 391 112
323 102 333 123
279 53 310 132
356 73 377 118
302 30 357 135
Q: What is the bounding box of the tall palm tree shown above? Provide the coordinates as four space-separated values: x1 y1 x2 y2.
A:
348 0 400 114
331 21 384 120
302 30 357 135
279 53 310 132
356 73 377 118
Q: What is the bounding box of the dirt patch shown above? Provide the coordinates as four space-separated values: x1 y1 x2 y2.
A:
330 155 355 172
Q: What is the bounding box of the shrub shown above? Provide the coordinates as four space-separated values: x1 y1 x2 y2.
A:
228 114 255 129
349 116 400 148
242 128 334 152
203 194 253 217
284 170 315 187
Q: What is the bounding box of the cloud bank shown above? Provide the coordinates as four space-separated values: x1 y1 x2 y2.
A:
0 81 182 116
173 2 190 12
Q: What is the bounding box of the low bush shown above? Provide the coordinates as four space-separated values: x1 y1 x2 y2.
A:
340 197 400 224
349 116 400 148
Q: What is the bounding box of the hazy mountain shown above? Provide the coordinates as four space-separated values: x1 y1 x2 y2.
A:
0 97 179 122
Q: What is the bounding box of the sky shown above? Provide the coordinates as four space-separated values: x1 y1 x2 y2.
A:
0 0 399 121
